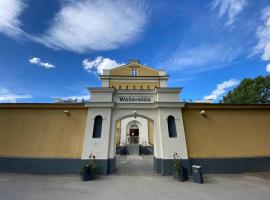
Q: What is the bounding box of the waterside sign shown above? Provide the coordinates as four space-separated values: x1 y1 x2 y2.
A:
118 96 153 103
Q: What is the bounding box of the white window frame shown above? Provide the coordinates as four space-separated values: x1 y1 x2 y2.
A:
131 68 138 76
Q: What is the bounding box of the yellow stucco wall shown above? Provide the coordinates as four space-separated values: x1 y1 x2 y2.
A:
115 120 121 145
110 64 159 76
183 104 270 158
148 120 154 145
110 82 159 90
0 104 87 158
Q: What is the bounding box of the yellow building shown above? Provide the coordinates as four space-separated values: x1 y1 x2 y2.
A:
0 60 270 175
100 59 167 90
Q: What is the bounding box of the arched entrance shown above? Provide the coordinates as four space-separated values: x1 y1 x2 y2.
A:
113 112 155 175
115 115 154 156
129 122 139 143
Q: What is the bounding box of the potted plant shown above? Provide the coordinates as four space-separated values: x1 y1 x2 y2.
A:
120 146 126 155
80 153 98 181
172 153 188 182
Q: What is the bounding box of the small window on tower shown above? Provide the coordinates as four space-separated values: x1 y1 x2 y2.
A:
93 115 103 138
119 85 121 89
167 116 177 138
131 68 138 76
126 85 128 90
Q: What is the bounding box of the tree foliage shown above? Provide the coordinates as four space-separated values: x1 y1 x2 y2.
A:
222 75 270 104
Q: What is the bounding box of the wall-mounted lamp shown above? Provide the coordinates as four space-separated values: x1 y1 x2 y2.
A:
200 110 206 116
64 110 70 116
133 110 137 118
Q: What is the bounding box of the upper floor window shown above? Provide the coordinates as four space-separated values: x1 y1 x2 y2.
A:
93 115 102 138
167 116 177 138
131 68 138 76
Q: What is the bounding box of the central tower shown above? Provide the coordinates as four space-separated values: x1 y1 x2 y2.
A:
82 59 189 175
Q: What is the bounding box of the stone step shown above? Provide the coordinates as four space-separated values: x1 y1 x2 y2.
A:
127 155 143 160
115 155 157 176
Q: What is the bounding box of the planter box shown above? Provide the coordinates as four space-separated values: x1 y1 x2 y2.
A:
120 147 127 155
139 146 154 155
80 166 95 181
173 167 188 182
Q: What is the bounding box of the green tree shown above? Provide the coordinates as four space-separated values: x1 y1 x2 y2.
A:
222 75 270 104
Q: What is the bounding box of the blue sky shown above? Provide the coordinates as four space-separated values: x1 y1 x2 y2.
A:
0 0 270 103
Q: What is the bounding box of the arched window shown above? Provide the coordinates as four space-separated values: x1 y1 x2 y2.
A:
167 116 177 138
119 85 121 89
126 85 128 90
147 85 150 89
133 85 136 90
140 85 143 90
93 115 102 138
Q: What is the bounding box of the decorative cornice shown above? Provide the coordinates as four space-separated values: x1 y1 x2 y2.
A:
99 75 168 80
114 103 157 109
156 87 182 93
115 89 156 94
155 102 185 108
184 103 270 109
84 102 114 108
0 103 86 109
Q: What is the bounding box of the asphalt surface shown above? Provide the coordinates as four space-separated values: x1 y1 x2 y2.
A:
1 156 270 200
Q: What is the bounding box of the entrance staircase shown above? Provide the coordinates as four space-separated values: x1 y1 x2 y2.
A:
115 155 157 176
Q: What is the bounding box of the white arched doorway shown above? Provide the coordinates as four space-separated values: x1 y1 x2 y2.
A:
127 121 140 145
115 114 154 155
112 110 156 175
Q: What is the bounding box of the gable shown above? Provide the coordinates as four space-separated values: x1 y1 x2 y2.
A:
110 64 159 76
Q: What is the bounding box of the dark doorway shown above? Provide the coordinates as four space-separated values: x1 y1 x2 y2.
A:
129 128 139 144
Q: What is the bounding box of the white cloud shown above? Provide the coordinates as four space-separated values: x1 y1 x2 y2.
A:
0 87 32 103
204 79 240 101
29 57 55 69
254 6 270 61
0 0 26 39
212 0 247 26
161 44 240 73
34 0 148 53
82 56 123 74
266 63 270 73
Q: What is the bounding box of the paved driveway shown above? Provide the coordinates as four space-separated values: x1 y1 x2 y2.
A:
1 172 270 200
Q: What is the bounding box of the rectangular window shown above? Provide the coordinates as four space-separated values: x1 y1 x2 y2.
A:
131 68 138 76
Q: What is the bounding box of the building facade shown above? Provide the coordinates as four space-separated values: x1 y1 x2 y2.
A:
0 60 270 175
82 60 189 174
